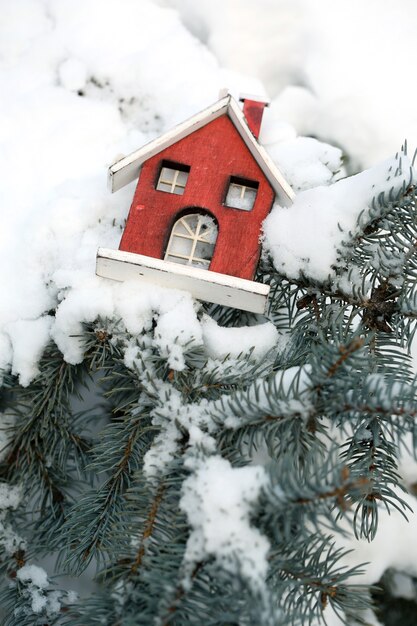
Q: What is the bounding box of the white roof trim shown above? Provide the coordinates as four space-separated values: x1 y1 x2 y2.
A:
227 98 294 204
108 95 294 205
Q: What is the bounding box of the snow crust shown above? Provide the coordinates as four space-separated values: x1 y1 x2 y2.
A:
180 456 270 592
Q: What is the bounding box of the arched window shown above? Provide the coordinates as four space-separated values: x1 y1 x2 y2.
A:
164 213 218 269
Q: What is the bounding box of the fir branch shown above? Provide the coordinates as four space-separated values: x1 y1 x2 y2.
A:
62 414 147 573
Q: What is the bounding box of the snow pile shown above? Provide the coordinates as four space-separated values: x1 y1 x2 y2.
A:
0 483 21 511
123 342 218 479
201 315 279 361
303 0 417 169
264 136 344 192
159 0 306 99
52 278 202 369
180 456 270 592
5 318 54 387
16 565 50 613
263 154 414 281
143 383 219 479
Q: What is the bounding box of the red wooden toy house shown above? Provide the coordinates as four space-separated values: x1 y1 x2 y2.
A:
96 93 294 313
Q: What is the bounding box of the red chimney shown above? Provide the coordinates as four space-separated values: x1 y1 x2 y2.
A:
239 94 270 140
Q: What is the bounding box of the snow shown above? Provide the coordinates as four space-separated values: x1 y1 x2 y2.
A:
263 154 415 282
265 136 344 192
144 421 182 480
1 1 417 622
303 0 417 169
52 277 202 370
143 388 217 479
180 456 270 593
163 0 417 170
15 564 65 616
1 0 412 385
58 58 88 93
0 0 272 384
66 590 79 604
17 564 49 589
201 315 279 361
5 317 53 386
260 87 319 143
335 489 417 585
0 484 21 510
16 564 50 614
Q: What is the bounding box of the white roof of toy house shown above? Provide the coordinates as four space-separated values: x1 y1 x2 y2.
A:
108 95 295 206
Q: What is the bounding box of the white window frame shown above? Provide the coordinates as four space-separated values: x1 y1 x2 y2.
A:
164 214 217 269
156 163 190 195
225 177 258 211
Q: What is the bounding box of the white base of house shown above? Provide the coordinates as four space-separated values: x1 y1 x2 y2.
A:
96 248 270 314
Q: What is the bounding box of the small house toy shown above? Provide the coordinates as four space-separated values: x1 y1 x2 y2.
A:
96 91 294 313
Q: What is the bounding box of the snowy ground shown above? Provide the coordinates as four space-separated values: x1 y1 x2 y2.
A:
1 1 417 624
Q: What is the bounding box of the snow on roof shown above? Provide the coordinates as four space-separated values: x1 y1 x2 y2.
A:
108 95 295 206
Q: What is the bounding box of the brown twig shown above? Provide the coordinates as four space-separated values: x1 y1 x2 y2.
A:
296 476 369 510
131 482 166 574
326 337 365 378
161 562 203 626
82 423 141 561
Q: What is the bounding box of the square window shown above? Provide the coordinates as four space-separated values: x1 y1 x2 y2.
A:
156 161 190 195
225 177 259 211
